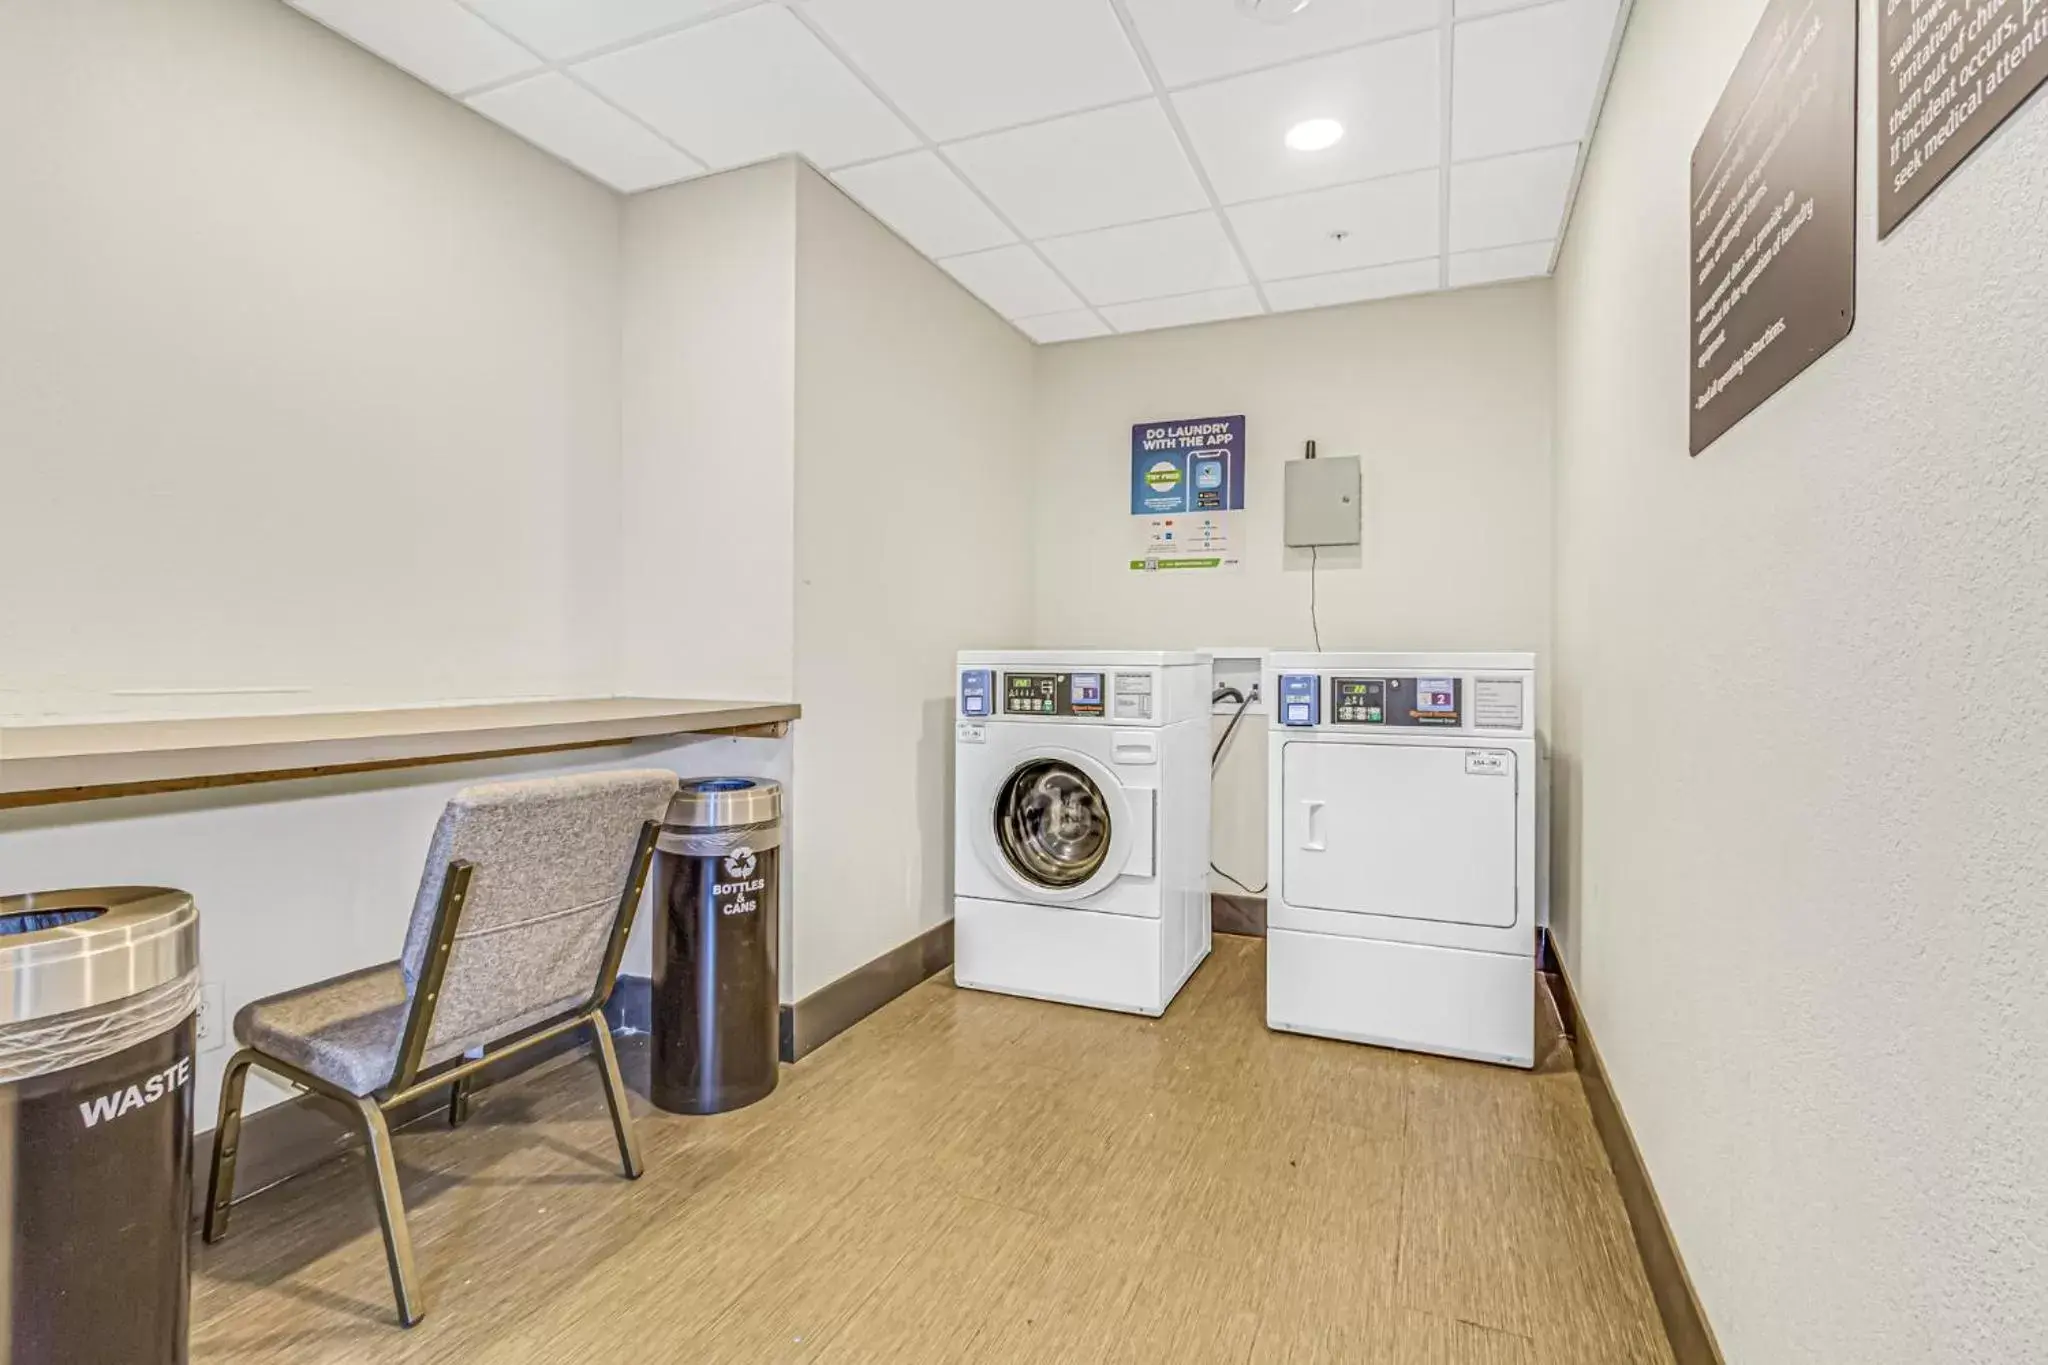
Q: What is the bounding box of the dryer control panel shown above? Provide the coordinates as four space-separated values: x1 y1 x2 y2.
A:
1272 670 1531 735
1279 674 1321 727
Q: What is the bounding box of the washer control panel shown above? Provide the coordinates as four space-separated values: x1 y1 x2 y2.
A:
1003 671 1106 718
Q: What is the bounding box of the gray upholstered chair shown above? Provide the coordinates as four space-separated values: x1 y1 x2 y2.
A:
201 769 678 1327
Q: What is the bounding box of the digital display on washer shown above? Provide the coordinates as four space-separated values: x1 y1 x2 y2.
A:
1004 672 1104 717
1332 678 1386 724
1005 673 1058 715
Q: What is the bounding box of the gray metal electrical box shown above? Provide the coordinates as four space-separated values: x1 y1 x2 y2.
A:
1284 455 1361 547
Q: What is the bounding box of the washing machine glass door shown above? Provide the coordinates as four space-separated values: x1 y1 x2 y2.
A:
994 758 1113 890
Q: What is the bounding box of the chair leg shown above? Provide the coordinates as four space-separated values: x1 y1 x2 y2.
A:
588 1015 644 1180
201 1050 257 1244
447 1076 472 1128
355 1099 426 1327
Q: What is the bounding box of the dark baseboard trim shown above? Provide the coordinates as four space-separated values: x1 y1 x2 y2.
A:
1211 892 1266 937
1552 960 1725 1365
779 920 954 1063
190 998 611 1224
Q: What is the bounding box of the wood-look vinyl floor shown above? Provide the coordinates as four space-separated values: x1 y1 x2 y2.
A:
191 937 1674 1365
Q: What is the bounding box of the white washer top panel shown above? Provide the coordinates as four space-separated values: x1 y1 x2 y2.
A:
959 649 1211 668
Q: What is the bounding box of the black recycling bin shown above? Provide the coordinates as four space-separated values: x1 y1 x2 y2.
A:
651 778 782 1115
0 886 200 1364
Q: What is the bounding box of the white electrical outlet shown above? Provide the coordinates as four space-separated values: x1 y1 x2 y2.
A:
196 981 226 1053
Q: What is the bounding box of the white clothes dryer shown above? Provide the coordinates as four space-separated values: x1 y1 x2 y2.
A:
954 651 1212 1016
1264 652 1541 1067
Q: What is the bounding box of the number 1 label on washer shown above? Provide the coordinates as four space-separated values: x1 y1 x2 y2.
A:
957 722 987 744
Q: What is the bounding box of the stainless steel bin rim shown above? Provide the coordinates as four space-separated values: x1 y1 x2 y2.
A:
0 887 199 1027
665 777 782 831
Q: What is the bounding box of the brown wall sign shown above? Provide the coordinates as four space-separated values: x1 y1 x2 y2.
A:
1880 0 2048 236
1690 0 1858 456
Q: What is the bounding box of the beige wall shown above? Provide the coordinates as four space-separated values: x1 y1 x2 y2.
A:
0 0 623 720
618 160 799 704
0 0 668 1131
1031 286 1556 891
791 164 1036 999
1552 1 2048 1360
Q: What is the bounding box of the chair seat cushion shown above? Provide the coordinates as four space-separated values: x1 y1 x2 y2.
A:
234 963 408 1097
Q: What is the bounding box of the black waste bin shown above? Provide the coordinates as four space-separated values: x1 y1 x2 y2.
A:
651 778 782 1115
0 886 200 1364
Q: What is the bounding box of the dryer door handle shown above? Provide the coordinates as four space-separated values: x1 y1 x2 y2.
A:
1300 799 1327 852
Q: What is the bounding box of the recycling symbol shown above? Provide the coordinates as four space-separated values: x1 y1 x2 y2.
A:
723 845 757 879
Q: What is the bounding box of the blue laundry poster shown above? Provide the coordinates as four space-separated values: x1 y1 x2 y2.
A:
1129 415 1245 572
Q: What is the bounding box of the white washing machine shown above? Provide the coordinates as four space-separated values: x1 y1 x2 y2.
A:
954 651 1212 1016
1264 651 1541 1068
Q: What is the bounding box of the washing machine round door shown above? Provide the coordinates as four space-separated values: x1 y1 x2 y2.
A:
995 758 1113 890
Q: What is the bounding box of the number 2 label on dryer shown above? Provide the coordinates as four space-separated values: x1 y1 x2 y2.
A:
1465 750 1511 777
957 722 987 744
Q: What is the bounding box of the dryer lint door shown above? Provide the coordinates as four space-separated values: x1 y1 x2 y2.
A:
1282 742 1517 929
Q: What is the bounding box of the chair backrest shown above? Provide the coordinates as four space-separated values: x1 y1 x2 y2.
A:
400 769 677 1073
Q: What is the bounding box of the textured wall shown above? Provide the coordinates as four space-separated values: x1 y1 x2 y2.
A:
618 160 799 705
1552 1 2048 1360
791 165 1036 998
0 0 623 719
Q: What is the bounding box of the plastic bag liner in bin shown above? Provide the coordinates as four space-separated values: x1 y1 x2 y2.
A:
0 887 200 1364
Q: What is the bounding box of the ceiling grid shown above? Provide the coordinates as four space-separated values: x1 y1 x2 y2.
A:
286 0 1626 343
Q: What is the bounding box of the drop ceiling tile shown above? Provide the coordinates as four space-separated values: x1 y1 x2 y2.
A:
946 100 1209 239
1448 143 1578 252
940 245 1084 318
1453 0 1620 161
801 0 1150 142
1015 309 1113 343
1448 239 1553 286
574 5 917 169
1103 287 1263 334
1226 170 1441 281
1454 0 1541 14
467 74 703 192
1125 0 1440 88
1265 258 1443 311
291 0 542 93
1038 213 1247 307
1172 34 1442 205
833 152 1015 258
462 0 739 61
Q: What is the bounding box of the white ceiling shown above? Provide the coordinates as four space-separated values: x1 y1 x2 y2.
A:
287 0 1626 343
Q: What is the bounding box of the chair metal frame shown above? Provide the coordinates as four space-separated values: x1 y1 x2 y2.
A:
201 819 661 1327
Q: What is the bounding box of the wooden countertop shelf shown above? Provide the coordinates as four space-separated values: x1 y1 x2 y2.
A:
0 698 799 809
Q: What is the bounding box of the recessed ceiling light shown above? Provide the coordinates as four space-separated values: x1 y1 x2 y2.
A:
1286 118 1345 152
1238 0 1316 23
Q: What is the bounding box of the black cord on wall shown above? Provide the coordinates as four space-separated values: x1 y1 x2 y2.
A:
1208 684 1268 895
1309 545 1324 650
